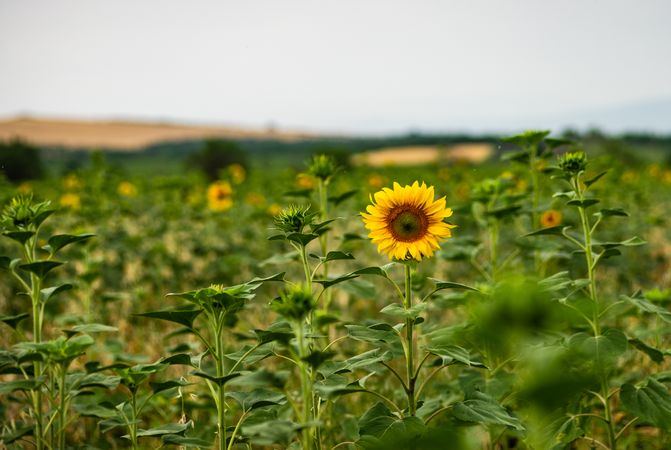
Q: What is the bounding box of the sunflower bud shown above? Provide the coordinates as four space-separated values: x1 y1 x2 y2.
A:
308 154 339 182
558 152 587 176
1 195 53 231
270 284 315 321
273 205 315 233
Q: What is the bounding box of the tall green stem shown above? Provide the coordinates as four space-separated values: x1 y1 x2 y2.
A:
215 320 227 450
58 363 67 450
574 174 616 449
403 265 416 416
296 322 314 450
130 390 138 450
27 240 44 450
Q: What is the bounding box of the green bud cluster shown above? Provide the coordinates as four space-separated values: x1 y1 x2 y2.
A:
308 154 339 181
273 205 316 233
558 151 588 175
270 284 315 321
1 195 53 231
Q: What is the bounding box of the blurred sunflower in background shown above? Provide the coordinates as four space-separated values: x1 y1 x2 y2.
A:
207 180 234 211
540 210 562 228
60 193 81 209
117 181 138 197
362 181 455 261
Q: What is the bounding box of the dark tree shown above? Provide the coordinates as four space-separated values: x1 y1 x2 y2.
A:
0 139 45 182
187 139 248 180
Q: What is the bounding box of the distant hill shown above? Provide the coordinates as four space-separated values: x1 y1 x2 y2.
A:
0 117 317 151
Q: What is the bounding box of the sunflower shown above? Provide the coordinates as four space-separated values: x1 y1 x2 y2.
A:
207 181 234 211
540 210 562 228
362 181 455 261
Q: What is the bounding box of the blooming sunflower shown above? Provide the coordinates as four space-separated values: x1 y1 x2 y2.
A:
362 181 455 261
540 209 562 228
207 181 234 211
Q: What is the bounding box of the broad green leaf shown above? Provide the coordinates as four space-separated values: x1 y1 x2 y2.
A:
0 377 44 394
0 426 33 444
452 391 524 430
595 236 646 249
286 232 320 246
568 329 627 373
19 260 64 278
73 401 117 418
427 278 481 295
135 307 202 328
621 378 671 430
358 402 426 448
501 130 550 149
596 208 628 218
43 233 95 254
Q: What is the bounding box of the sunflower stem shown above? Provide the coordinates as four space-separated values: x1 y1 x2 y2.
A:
403 264 416 416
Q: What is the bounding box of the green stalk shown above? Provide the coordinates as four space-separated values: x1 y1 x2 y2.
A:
403 265 416 416
529 144 542 272
574 174 616 449
317 179 333 312
130 390 138 450
296 322 314 450
488 220 499 279
26 238 44 450
58 363 67 450
215 319 227 450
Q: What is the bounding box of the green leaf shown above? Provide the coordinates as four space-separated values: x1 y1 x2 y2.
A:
452 391 524 430
524 226 565 237
19 261 64 278
135 307 202 328
501 130 550 149
0 425 33 444
425 344 486 368
131 422 190 438
380 303 427 320
346 323 398 344
583 171 608 188
427 278 481 295
43 233 95 254
227 388 285 411
0 377 44 394
595 236 646 249
329 189 358 206
286 232 320 246
283 188 312 198
161 434 212 447
566 199 600 208
485 205 522 219
629 338 665 364
2 230 35 245
73 401 117 418
568 329 627 373
40 284 73 303
0 313 29 330
191 371 243 386
597 208 628 218
310 250 355 263
622 295 671 323
357 402 426 448
621 378 671 430
69 323 118 334
150 379 190 394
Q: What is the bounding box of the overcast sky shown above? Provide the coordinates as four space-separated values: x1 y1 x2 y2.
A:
1 0 670 134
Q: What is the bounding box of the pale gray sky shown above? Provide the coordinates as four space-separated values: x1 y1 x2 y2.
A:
1 0 670 133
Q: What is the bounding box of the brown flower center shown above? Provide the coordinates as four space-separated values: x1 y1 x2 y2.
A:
388 206 429 242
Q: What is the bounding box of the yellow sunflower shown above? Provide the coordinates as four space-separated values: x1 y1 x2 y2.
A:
540 210 562 228
362 181 455 261
207 181 234 211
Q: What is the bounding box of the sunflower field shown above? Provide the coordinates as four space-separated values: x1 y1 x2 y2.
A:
1 131 671 450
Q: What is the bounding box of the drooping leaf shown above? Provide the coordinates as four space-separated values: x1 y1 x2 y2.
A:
227 388 286 411
583 171 608 188
150 379 190 394
69 323 118 334
380 303 427 320
309 250 355 263
621 378 671 430
346 323 399 344
452 391 524 430
425 343 486 368
622 295 671 323
130 422 190 438
2 230 35 245
161 434 212 447
566 199 600 209
568 329 627 373
191 371 243 386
